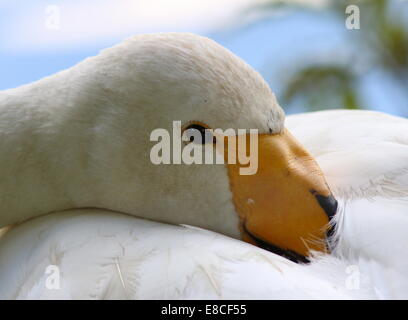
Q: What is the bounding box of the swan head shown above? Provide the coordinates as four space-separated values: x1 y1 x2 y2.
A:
81 33 338 262
4 33 337 262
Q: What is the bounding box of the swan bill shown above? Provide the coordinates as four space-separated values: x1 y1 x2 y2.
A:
225 129 336 260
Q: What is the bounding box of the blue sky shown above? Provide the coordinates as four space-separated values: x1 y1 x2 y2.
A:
0 0 406 116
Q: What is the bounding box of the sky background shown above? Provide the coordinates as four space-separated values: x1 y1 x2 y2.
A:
0 0 407 116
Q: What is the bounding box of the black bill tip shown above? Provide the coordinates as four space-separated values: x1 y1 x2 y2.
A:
311 190 338 240
311 191 338 221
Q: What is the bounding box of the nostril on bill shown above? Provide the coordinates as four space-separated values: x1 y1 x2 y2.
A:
313 192 338 221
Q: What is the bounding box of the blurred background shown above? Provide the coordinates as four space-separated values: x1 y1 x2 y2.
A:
0 0 407 116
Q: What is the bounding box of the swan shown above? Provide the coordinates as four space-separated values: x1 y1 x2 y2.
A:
1 33 407 299
0 33 336 261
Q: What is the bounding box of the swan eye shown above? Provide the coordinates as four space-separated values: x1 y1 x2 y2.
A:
183 123 214 144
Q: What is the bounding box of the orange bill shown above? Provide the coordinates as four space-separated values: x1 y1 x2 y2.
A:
221 129 337 262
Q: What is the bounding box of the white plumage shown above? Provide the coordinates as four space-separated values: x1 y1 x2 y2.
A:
0 33 407 299
288 110 408 299
0 210 375 299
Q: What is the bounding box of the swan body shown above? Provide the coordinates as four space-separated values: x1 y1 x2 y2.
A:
287 110 408 299
0 209 375 300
